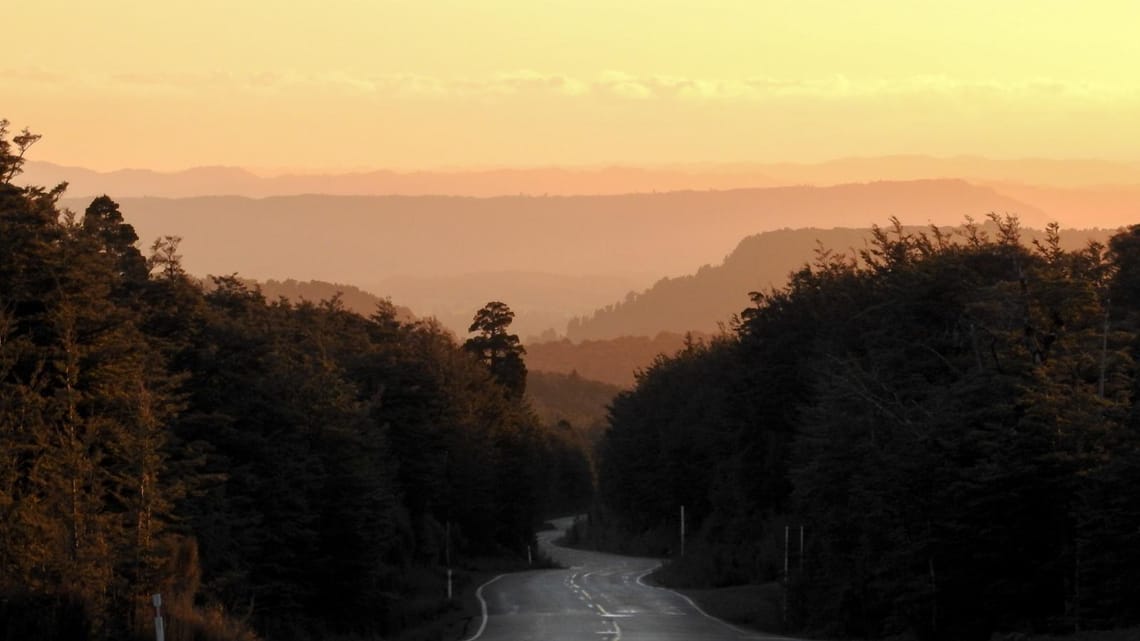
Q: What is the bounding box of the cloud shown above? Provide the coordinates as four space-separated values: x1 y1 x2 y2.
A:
0 67 68 84
3 67 1137 107
596 71 652 99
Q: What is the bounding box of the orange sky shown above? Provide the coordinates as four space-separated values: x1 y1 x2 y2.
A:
5 1 1140 171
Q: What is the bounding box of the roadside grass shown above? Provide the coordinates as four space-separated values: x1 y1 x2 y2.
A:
668 582 785 634
648 579 1140 641
392 550 564 641
1025 628 1140 641
387 566 486 641
647 558 1140 641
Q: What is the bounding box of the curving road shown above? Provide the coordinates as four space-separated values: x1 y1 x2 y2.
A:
469 517 798 641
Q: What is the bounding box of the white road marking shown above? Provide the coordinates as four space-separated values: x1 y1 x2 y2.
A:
461 574 504 641
634 566 761 637
595 619 622 639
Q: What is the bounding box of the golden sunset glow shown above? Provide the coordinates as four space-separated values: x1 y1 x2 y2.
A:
6 0 1140 170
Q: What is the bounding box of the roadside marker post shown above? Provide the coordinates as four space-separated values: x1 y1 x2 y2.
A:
680 505 686 557
446 520 453 600
152 593 165 641
781 524 805 625
800 525 804 571
783 526 789 623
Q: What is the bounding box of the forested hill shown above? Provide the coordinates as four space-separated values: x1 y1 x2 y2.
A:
569 223 1117 340
526 371 623 440
525 332 707 388
237 277 416 321
594 218 1140 640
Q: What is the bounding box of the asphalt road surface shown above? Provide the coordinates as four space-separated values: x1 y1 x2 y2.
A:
468 516 798 641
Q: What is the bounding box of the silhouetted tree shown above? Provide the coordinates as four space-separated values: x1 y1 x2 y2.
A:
464 301 528 397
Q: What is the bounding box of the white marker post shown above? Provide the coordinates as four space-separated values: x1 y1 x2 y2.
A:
680 505 686 557
445 520 452 600
782 525 789 623
784 525 789 579
799 525 804 571
152 594 165 641
527 544 533 566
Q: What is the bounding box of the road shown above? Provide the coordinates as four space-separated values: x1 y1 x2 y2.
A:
469 516 797 641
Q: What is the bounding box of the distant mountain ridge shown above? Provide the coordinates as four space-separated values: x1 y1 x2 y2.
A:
58 178 1049 279
26 155 1140 199
567 224 1119 340
26 160 775 198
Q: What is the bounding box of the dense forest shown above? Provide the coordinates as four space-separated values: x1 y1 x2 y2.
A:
0 122 592 640
593 217 1140 640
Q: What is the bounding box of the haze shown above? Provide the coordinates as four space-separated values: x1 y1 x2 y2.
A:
6 1 1140 340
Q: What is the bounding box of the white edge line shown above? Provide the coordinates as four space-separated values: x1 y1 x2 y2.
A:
634 564 760 638
461 573 505 641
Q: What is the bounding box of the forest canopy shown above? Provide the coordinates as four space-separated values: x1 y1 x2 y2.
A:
595 216 1140 641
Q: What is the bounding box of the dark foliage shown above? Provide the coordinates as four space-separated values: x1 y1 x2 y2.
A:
597 216 1140 640
0 123 593 641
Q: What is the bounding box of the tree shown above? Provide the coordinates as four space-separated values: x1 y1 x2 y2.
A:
0 119 42 185
464 301 528 397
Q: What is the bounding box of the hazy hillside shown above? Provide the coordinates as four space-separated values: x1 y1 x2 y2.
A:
526 371 623 438
59 179 1047 337
568 224 1119 340
526 332 706 388
371 272 650 341
984 182 1140 229
59 179 1046 282
247 278 416 321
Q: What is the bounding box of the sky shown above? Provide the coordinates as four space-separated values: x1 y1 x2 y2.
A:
5 1 1140 171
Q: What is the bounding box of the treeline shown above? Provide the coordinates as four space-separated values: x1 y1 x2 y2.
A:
596 217 1140 640
567 225 1116 340
0 122 592 640
241 278 416 322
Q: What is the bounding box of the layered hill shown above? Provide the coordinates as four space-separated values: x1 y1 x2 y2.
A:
59 179 1048 338
525 332 706 388
525 371 624 438
60 179 1046 282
